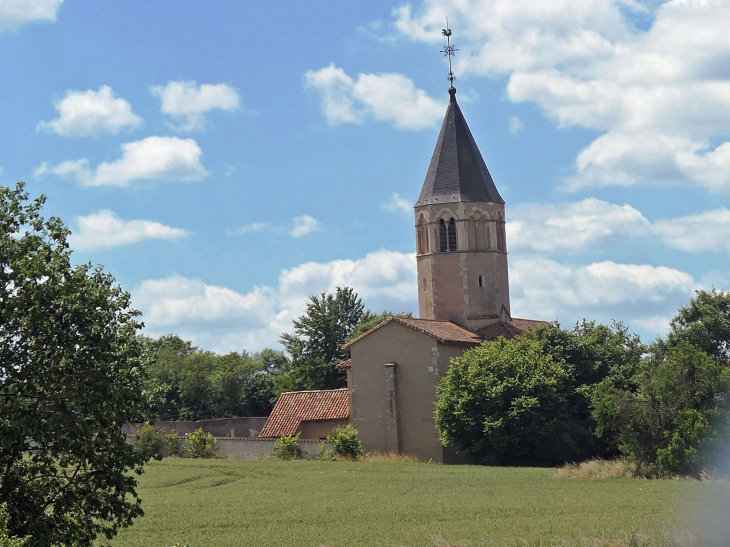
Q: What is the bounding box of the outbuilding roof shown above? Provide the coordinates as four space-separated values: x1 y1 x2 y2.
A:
258 389 349 438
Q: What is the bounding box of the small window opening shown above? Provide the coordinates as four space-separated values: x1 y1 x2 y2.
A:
478 275 483 287
448 218 457 251
439 219 447 252
422 278 427 292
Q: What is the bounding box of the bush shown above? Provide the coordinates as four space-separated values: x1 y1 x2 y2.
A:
274 433 303 460
134 424 165 460
183 428 217 459
166 431 181 456
317 442 337 461
327 424 364 459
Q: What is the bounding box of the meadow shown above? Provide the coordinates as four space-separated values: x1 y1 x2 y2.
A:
109 458 727 547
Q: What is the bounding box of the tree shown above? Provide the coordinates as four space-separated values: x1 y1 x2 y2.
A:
280 287 364 390
522 320 645 459
592 341 730 476
665 288 730 363
0 184 151 545
436 337 575 465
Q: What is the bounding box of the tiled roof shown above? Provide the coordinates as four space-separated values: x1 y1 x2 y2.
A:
512 318 548 331
335 359 351 370
258 389 349 438
342 316 483 349
476 321 524 341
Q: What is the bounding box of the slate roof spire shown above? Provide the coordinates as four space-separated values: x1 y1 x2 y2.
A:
415 86 504 207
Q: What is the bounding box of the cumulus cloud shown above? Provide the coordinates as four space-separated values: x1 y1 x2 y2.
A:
225 223 277 236
37 86 142 137
289 215 321 237
0 0 63 32
304 64 443 130
35 136 208 186
132 250 417 352
654 208 730 253
69 210 187 252
382 193 412 215
150 81 240 131
132 248 698 351
508 199 730 255
507 198 650 254
394 0 730 191
510 257 696 329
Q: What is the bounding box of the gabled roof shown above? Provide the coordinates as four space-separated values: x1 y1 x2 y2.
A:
342 316 483 350
335 359 351 370
258 389 349 438
475 321 524 341
512 318 548 331
415 87 503 208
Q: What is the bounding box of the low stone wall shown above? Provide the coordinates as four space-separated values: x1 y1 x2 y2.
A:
126 435 331 459
123 417 269 439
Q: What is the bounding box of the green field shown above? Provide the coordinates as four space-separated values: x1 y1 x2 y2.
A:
109 458 725 547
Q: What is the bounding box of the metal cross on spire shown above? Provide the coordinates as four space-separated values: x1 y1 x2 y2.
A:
440 18 458 87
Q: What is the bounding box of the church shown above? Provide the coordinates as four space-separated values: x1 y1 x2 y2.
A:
260 82 542 462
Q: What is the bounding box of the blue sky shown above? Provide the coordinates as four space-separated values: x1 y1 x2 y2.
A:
2 0 729 352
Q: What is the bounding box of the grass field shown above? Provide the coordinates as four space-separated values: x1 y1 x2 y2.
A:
109 458 727 547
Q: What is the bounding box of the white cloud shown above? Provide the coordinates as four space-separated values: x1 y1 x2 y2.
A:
289 215 321 237
132 249 698 352
225 222 277 236
510 257 696 330
507 198 650 254
150 81 240 132
508 199 730 255
508 116 523 134
37 86 142 137
0 0 63 32
304 64 443 130
132 250 417 352
382 193 412 215
35 136 208 187
69 210 187 252
394 0 730 191
653 208 730 253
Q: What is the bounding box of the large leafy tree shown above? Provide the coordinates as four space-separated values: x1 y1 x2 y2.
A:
0 184 151 545
665 288 730 363
281 287 364 390
436 337 573 465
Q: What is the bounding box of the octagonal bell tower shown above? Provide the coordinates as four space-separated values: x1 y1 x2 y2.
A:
414 86 511 331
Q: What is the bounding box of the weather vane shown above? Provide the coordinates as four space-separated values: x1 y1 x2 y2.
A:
440 18 458 87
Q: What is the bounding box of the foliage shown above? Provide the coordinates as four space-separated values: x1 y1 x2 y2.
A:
280 287 364 390
665 288 730 362
592 341 730 476
274 433 303 460
135 424 166 460
183 428 217 459
346 309 413 342
436 337 575 465
554 458 637 480
0 504 27 547
110 459 712 547
142 335 287 421
166 432 181 456
327 424 364 459
522 320 645 460
317 442 336 461
0 183 151 545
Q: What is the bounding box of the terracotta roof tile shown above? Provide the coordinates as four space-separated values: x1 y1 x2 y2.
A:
343 316 482 349
512 318 548 331
259 389 349 438
335 359 351 370
475 321 523 341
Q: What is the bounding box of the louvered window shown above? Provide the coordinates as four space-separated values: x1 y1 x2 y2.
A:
448 219 457 251
439 219 447 252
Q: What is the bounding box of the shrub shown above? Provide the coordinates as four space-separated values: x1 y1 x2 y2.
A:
274 433 303 460
317 442 336 461
134 423 165 460
327 424 364 459
183 428 217 459
166 431 181 456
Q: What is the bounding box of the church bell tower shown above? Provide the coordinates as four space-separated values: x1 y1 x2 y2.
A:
414 83 511 331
